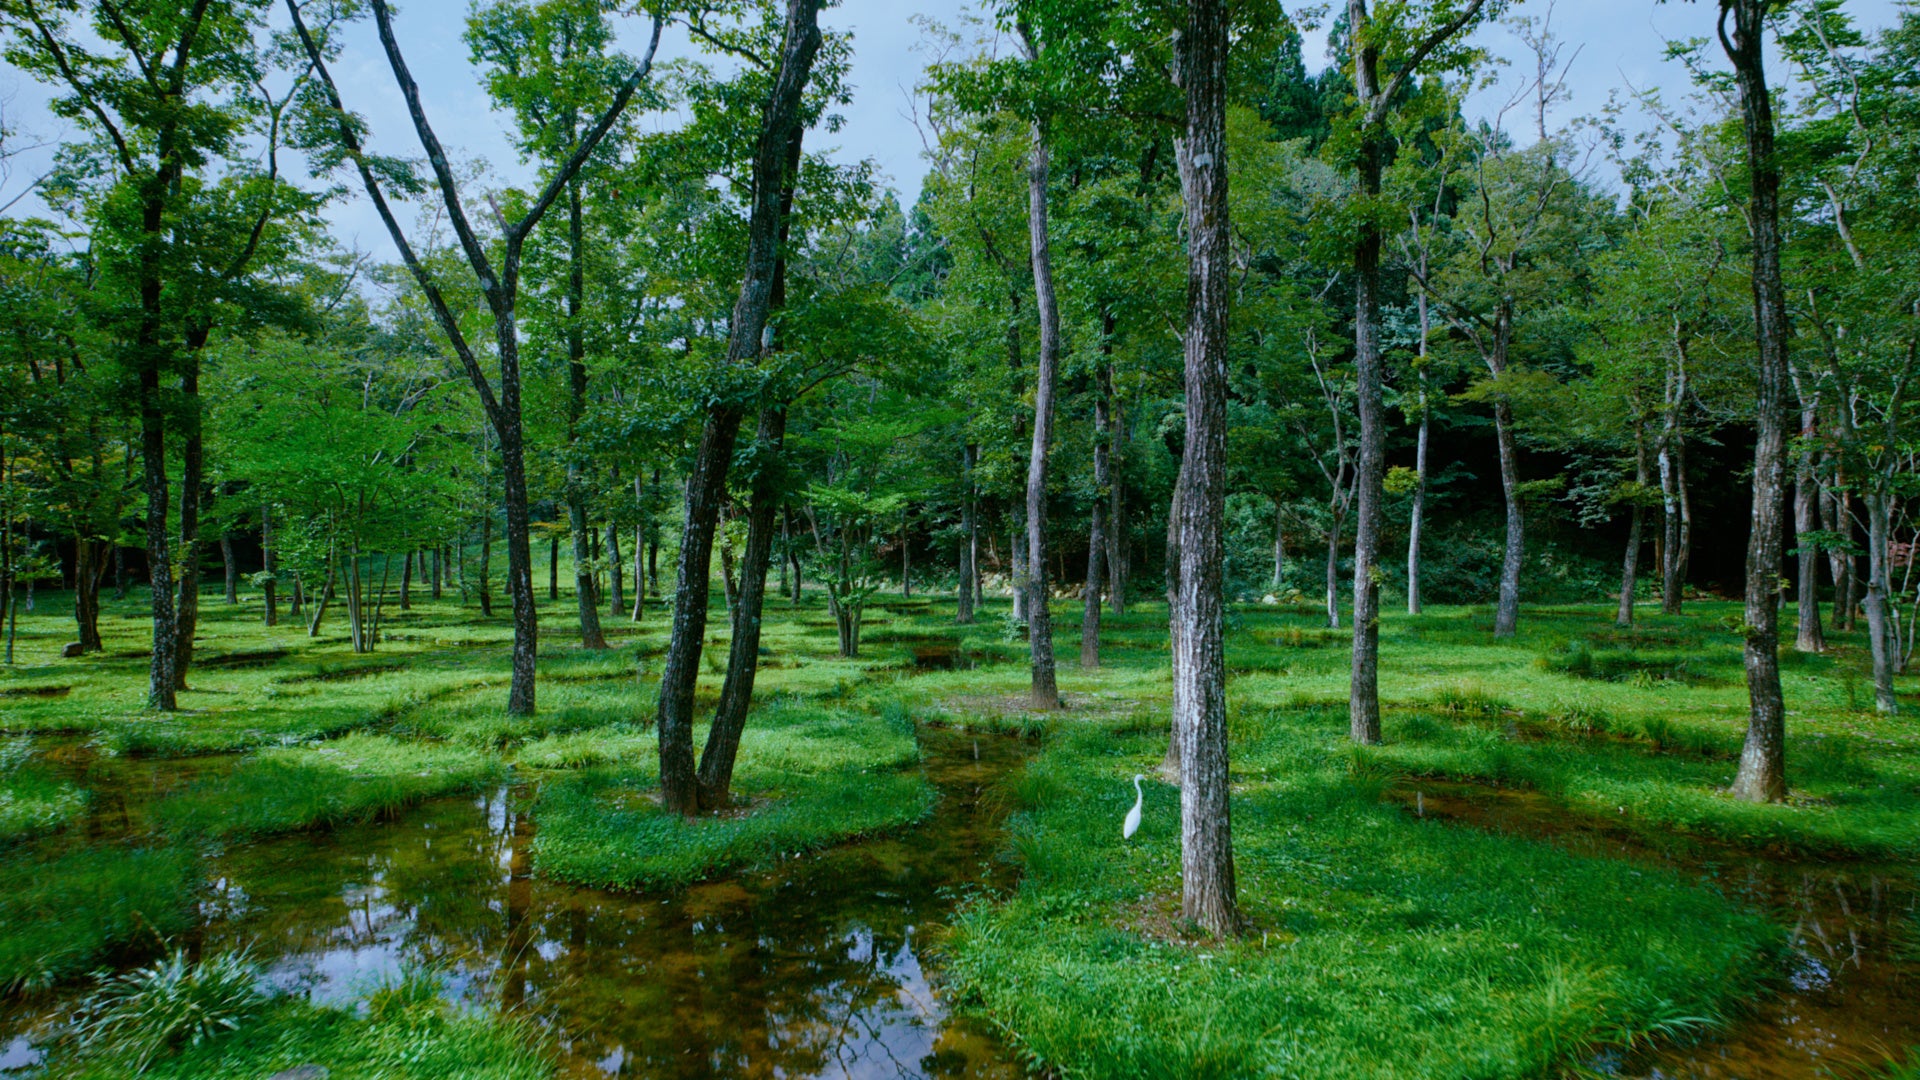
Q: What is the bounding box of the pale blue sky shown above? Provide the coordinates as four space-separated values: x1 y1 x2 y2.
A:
0 0 1907 261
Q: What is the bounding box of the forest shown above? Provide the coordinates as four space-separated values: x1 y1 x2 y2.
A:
0 0 1916 1077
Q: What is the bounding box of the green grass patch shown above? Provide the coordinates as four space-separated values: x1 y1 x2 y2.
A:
532 699 928 889
49 968 550 1080
946 719 1780 1080
0 846 195 993
154 734 502 839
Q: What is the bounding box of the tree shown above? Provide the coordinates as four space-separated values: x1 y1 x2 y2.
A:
288 0 663 714
1170 0 1237 938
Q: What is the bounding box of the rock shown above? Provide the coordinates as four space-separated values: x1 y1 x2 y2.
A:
60 642 86 658
267 1066 329 1080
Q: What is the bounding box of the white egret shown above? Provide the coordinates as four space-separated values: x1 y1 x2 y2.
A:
1122 774 1145 839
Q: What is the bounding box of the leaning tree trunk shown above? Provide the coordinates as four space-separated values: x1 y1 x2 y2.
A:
656 0 820 816
1170 0 1239 937
1023 105 1062 711
698 407 787 809
1726 0 1791 803
1490 330 1524 638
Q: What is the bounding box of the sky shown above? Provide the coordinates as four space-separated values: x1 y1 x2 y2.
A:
0 0 1908 263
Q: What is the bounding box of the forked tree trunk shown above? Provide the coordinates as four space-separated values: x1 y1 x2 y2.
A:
1725 0 1791 804
656 0 821 816
1171 0 1238 937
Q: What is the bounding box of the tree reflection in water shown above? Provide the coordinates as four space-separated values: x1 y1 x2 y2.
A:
199 730 1026 1078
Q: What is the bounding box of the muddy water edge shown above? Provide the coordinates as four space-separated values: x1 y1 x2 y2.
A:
4 729 1031 1079
1390 783 1919 1079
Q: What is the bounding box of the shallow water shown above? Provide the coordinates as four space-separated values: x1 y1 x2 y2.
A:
1393 783 1919 1079
8 729 1028 1079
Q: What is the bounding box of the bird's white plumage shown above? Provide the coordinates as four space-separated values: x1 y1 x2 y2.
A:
1122 774 1145 839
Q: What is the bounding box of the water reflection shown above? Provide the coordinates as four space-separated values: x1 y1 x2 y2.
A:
190 729 1024 1079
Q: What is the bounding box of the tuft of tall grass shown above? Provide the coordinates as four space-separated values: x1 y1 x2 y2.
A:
70 950 265 1073
0 847 194 993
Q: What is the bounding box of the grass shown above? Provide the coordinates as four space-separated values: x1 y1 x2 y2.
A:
0 846 195 993
51 967 551 1080
4 576 1919 1077
0 737 87 843
530 697 931 889
154 734 503 839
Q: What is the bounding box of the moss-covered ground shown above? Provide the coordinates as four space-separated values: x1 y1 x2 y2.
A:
1 580 1915 1077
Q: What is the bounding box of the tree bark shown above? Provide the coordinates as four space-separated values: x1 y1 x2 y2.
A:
655 0 821 816
399 550 413 610
1863 492 1899 713
958 443 977 624
1347 100 1387 744
1108 401 1129 616
73 539 107 653
1490 338 1524 638
698 407 787 809
608 520 623 617
262 507 278 627
1018 71 1062 710
1618 420 1650 628
221 533 239 604
1171 0 1239 937
1081 332 1113 669
1794 404 1825 651
1725 0 1791 804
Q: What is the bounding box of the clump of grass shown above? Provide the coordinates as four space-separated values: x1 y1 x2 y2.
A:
49 969 552 1080
156 734 501 839
516 723 651 769
70 950 265 1073
0 847 195 993
0 738 88 842
532 700 928 889
1433 682 1509 717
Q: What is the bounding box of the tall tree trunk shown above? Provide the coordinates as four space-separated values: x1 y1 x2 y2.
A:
262 507 278 627
1324 503 1343 630
1725 0 1791 804
173 358 205 693
1081 333 1113 669
656 0 820 816
399 550 413 610
1794 406 1825 651
608 521 623 617
221 533 238 604
1490 322 1523 638
114 544 128 602
1659 424 1686 614
1271 499 1286 592
1022 98 1061 711
1347 95 1388 744
478 513 495 617
958 443 977 625
564 183 608 650
1171 0 1238 937
73 539 106 653
1408 362 1430 616
429 543 441 601
548 535 559 601
1618 420 1650 628
1107 400 1129 616
1862 492 1899 713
